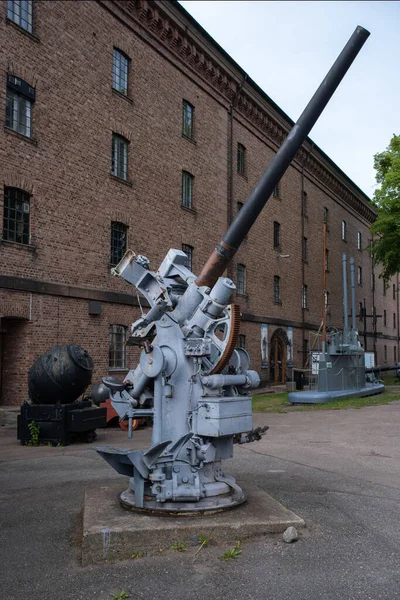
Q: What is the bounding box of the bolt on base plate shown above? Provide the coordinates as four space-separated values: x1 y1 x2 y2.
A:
119 488 247 516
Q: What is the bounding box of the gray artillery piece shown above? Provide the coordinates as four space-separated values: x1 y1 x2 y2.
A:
97 26 370 514
98 249 260 513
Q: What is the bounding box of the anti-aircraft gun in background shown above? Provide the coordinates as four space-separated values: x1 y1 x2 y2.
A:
97 26 370 514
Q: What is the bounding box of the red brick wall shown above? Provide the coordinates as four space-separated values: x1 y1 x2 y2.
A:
0 1 398 403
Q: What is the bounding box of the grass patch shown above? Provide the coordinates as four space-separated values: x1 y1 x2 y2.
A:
382 374 400 386
252 389 400 413
252 392 290 413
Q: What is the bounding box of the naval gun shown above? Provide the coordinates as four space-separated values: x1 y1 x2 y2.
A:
97 26 370 514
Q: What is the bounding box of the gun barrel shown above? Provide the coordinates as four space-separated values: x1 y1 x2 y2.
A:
196 26 370 288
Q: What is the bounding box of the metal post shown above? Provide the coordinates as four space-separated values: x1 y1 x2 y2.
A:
342 253 349 335
350 257 357 332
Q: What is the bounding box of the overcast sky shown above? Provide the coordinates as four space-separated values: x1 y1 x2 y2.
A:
178 1 399 198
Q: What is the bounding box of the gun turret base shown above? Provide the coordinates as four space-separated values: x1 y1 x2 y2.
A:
119 487 247 516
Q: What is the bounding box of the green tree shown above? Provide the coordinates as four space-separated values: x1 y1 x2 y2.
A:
369 134 400 281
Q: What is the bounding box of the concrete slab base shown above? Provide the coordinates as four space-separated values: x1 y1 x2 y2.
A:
81 480 305 565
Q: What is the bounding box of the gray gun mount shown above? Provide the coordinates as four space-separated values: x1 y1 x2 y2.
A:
97 26 370 514
97 249 260 514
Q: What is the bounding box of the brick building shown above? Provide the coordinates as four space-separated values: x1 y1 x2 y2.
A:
0 0 398 405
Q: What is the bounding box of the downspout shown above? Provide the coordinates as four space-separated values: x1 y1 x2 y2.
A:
227 75 247 280
300 144 314 367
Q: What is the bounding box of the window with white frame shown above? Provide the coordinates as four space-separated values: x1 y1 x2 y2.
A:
112 133 128 180
3 187 30 244
112 48 129 96
357 266 362 285
302 284 308 309
357 231 362 251
341 220 347 241
109 324 127 369
237 264 246 295
7 0 33 33
6 74 35 137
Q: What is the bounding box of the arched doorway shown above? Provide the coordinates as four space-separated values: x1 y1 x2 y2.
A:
269 329 289 384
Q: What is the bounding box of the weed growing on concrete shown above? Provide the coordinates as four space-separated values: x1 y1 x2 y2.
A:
193 534 210 560
198 534 210 547
131 550 144 559
171 540 187 552
27 420 40 446
220 540 242 561
110 591 129 600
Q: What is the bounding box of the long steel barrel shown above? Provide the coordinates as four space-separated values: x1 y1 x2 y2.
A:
196 26 370 288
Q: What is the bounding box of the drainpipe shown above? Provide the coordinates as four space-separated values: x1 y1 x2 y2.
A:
227 75 247 280
300 144 314 367
350 257 357 339
342 253 349 342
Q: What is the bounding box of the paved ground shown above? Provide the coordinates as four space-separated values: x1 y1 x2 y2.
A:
2 401 400 600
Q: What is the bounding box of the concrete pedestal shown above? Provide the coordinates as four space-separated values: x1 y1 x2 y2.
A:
81 480 305 564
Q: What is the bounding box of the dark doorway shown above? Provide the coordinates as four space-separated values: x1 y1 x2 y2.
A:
270 330 288 384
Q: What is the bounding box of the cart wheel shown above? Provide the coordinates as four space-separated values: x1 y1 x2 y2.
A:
119 419 139 432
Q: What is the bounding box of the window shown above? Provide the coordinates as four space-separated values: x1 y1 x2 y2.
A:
237 143 246 175
3 187 30 244
112 49 129 96
237 264 246 295
6 74 35 138
325 290 330 312
384 345 387 363
394 313 397 330
371 273 375 291
112 133 128 180
273 275 281 304
181 244 193 271
273 221 281 250
359 302 363 321
302 284 308 309
7 0 33 33
109 324 127 369
182 100 194 139
357 266 362 286
384 310 387 327
237 201 243 213
341 220 347 241
302 237 308 262
323 207 329 226
110 222 127 266
238 334 246 349
273 184 279 198
394 284 396 300
383 279 387 296
302 191 308 217
357 231 362 251
325 248 329 271
181 171 194 209
395 346 397 363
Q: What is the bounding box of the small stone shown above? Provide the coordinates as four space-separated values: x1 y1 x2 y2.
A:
283 526 298 543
